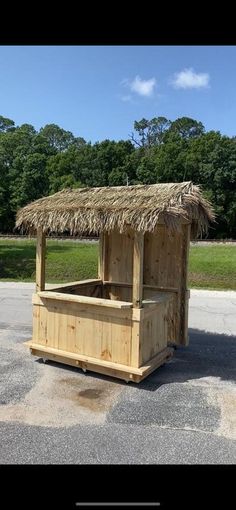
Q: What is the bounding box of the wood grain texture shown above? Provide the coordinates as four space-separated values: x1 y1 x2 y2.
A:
179 224 191 345
36 228 46 292
132 232 144 308
25 342 173 383
106 230 134 283
31 299 133 366
36 291 132 309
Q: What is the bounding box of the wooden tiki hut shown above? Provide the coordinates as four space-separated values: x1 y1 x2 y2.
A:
16 182 214 383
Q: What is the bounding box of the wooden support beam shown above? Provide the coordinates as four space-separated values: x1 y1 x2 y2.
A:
35 291 132 309
132 232 144 308
98 232 108 282
179 224 191 345
36 227 46 292
24 342 174 383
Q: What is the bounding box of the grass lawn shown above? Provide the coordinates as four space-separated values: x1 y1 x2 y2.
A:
0 240 235 290
188 245 236 290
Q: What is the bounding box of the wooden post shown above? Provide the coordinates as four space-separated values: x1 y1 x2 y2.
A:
98 232 109 286
36 227 46 292
179 224 191 345
132 232 144 308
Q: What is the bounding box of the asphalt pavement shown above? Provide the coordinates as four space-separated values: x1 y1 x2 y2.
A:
0 283 235 464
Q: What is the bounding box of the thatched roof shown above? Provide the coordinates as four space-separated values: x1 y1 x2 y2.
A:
15 182 215 237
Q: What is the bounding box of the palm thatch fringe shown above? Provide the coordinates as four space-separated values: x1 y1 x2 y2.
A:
15 182 215 238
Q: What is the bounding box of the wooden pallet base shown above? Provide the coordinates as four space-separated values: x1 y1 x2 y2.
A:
24 341 174 383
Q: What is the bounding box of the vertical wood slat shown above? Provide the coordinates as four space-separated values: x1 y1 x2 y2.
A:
36 227 46 292
132 232 144 308
98 232 108 282
179 224 191 345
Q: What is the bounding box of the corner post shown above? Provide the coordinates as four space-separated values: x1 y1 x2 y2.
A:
98 232 109 282
36 227 46 292
179 224 191 345
132 232 144 308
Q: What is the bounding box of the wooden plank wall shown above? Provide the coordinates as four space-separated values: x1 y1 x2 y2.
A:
143 227 183 288
32 300 137 367
140 302 168 365
106 230 134 284
65 283 102 298
143 226 189 345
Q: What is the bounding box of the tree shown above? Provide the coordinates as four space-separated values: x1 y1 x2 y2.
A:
0 112 235 239
169 117 205 139
39 124 75 152
131 117 171 148
0 115 15 132
10 153 48 211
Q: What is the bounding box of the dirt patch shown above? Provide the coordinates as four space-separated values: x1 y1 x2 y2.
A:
189 376 236 440
0 361 124 427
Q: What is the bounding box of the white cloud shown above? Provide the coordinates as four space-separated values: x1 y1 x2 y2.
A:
172 68 210 89
121 76 156 98
130 75 156 96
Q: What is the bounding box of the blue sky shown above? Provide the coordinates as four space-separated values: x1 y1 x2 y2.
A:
0 45 235 142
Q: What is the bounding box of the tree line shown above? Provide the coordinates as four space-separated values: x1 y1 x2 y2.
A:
0 114 235 238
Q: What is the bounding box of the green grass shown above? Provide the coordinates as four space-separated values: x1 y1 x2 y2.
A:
0 240 235 290
188 245 236 290
0 240 98 283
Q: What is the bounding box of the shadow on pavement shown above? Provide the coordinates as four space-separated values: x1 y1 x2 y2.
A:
35 328 236 390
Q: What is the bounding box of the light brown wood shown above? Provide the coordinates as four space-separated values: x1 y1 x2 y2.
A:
132 232 144 308
106 229 134 283
131 319 141 368
29 217 192 382
141 302 168 365
179 224 191 345
98 233 109 281
32 299 133 366
104 280 178 293
52 279 101 291
36 291 133 309
25 342 173 383
36 227 46 292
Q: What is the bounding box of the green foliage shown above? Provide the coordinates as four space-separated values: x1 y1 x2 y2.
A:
169 117 205 139
0 114 235 238
39 124 75 152
0 115 15 132
133 116 171 147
